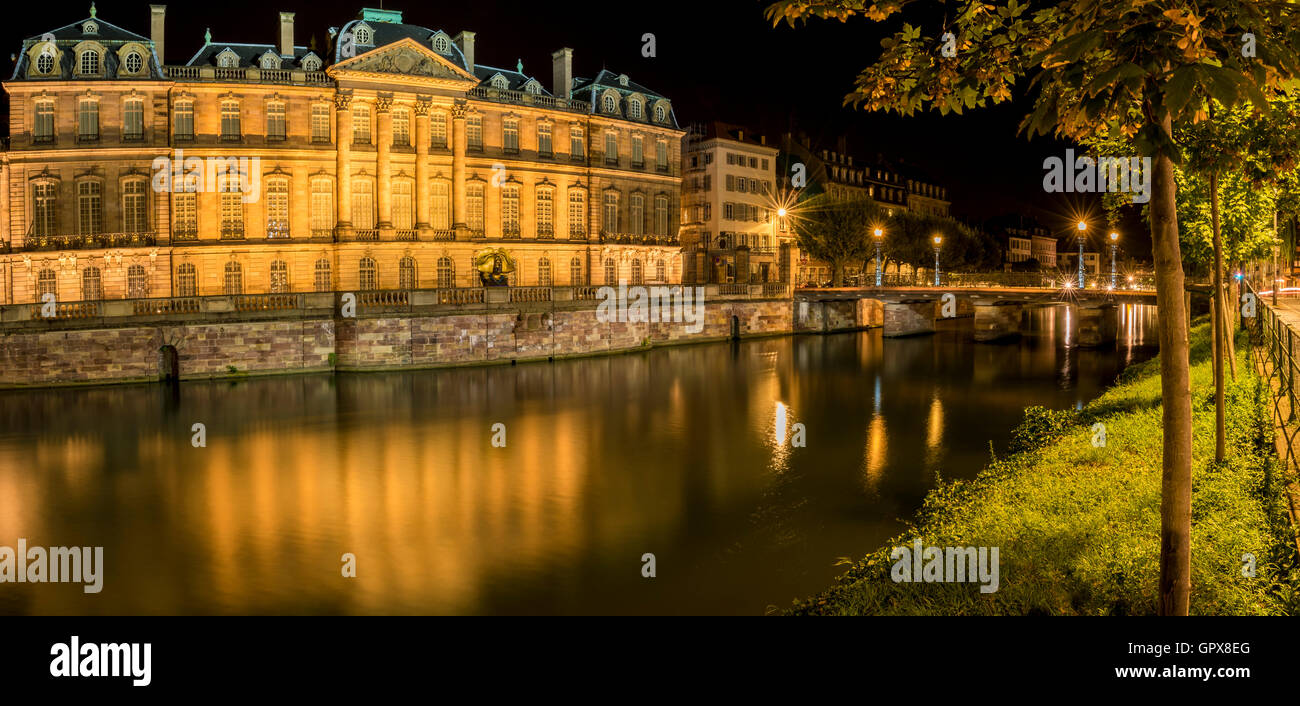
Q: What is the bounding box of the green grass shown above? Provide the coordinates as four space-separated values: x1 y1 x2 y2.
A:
788 319 1300 615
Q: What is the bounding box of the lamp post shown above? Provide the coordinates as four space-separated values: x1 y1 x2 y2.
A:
1108 231 1119 289
873 227 884 287
932 234 943 287
1076 220 1088 289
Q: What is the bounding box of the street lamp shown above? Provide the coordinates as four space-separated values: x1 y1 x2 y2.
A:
873 227 884 287
1108 231 1119 289
932 234 943 287
1076 220 1088 289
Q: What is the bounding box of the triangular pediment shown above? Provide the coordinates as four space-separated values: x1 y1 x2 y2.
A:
330 37 477 84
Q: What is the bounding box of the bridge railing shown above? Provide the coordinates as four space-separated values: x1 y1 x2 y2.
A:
1244 278 1300 518
800 271 1157 291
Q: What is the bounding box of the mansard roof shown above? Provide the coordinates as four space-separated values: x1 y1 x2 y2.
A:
9 13 164 82
474 65 549 94
332 18 471 72
573 69 669 102
186 42 315 68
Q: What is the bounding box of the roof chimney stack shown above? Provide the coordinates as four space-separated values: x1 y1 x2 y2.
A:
551 47 573 99
279 12 294 58
455 31 476 72
150 5 166 65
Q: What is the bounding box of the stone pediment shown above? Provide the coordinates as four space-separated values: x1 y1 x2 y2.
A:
330 37 477 84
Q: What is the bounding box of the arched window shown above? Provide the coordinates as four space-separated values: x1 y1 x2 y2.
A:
628 99 642 119
269 260 289 293
260 53 279 70
568 189 586 237
570 257 583 285
604 258 617 285
223 262 243 294
31 182 57 236
218 53 237 68
36 53 55 74
491 75 508 90
399 256 417 289
125 51 143 73
602 94 617 114
354 25 372 45
79 49 100 75
176 263 197 296
431 180 451 230
82 267 103 300
37 269 58 298
654 194 669 236
358 257 378 290
631 259 643 285
314 259 332 292
393 181 414 230
436 256 455 289
537 257 552 286
654 105 666 123
433 35 450 54
303 55 321 71
128 264 149 298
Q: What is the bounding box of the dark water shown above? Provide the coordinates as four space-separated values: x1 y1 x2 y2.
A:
0 303 1157 615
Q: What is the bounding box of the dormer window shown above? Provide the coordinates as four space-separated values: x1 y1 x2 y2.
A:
432 35 450 54
260 52 281 70
82 21 99 35
628 99 642 119
491 75 508 90
654 105 666 123
617 74 629 87
78 49 100 75
302 54 321 71
602 94 617 114
36 53 56 74
524 80 541 95
354 24 372 45
217 49 239 68
124 51 143 73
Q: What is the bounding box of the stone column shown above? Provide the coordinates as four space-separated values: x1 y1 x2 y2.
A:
451 101 468 238
414 97 430 234
375 94 393 232
334 93 353 237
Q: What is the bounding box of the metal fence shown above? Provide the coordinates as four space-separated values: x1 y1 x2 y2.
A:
1244 279 1300 500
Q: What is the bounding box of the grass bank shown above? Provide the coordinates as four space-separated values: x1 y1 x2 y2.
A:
789 320 1300 615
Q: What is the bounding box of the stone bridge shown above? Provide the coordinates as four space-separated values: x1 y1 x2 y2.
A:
794 286 1158 347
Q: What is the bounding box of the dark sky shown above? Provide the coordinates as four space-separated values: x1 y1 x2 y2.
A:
4 0 1149 255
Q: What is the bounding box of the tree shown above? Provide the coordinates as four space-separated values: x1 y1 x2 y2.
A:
766 0 1300 615
793 196 883 286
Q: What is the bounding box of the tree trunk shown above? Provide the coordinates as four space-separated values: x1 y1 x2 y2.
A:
1211 170 1225 462
1151 126 1193 617
831 262 844 287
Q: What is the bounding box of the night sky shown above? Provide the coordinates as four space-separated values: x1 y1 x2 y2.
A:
4 0 1150 257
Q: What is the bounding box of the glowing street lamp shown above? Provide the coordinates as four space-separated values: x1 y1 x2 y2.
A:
1108 231 1119 289
873 226 884 287
1076 220 1088 289
932 234 943 287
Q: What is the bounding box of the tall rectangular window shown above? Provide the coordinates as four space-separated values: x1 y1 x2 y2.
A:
393 181 414 230
501 184 520 235
570 126 584 159
502 118 519 153
311 104 330 142
604 132 618 164
267 102 286 140
77 181 101 234
310 179 334 233
220 178 244 238
603 191 619 232
431 111 448 148
536 188 553 236
351 181 375 229
123 99 144 140
78 100 99 140
656 140 668 171
173 188 198 239
431 181 450 230
631 135 644 166
629 193 644 235
568 190 586 237
122 179 148 232
655 195 669 236
392 109 410 147
32 183 56 236
467 183 485 232
266 178 289 237
538 122 552 157
467 115 483 150
352 105 371 144
174 100 194 139
34 100 54 143
221 101 241 139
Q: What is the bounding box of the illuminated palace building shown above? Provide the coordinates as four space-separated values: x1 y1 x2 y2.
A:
0 5 684 305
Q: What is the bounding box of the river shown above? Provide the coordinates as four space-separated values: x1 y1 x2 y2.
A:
0 303 1158 615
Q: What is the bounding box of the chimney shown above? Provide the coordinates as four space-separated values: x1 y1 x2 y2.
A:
551 48 573 99
760 135 767 146
279 12 294 58
150 5 166 65
455 31 476 72
837 135 848 155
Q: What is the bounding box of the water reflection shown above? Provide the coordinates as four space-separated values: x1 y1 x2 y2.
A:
0 305 1158 615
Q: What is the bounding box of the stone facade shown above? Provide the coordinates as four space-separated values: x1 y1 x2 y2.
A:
1 7 685 306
